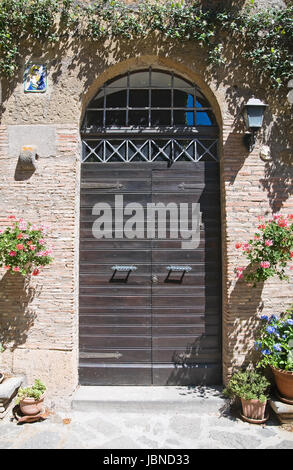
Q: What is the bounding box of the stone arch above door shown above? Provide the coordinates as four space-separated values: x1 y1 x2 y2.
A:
80 56 223 133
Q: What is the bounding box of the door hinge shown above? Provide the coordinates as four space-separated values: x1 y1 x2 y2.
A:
81 182 124 189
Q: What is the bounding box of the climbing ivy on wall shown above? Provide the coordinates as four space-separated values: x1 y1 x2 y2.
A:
0 0 292 89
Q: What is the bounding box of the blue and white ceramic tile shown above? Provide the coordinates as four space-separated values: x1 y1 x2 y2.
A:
24 64 47 92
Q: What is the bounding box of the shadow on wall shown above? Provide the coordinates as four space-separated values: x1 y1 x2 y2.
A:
0 272 40 351
200 0 246 9
14 162 36 182
221 132 250 185
226 265 265 372
260 114 293 213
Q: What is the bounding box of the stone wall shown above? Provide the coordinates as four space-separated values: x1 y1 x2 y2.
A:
0 3 292 401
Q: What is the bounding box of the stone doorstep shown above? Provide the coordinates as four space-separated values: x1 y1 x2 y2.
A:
0 375 24 419
72 385 227 414
270 398 293 425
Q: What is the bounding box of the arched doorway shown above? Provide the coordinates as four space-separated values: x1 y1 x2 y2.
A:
79 68 221 385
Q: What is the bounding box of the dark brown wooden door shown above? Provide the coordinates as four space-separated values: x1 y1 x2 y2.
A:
79 162 221 385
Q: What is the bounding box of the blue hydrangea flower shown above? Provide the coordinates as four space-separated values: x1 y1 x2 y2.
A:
266 326 276 334
273 344 282 352
269 315 278 322
286 319 293 326
261 349 271 355
282 334 287 339
254 341 262 351
260 315 269 321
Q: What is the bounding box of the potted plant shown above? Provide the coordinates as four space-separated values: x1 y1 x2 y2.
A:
223 368 270 423
0 216 53 276
16 379 46 416
255 307 293 402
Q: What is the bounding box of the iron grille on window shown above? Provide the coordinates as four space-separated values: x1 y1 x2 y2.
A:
82 137 218 163
81 68 219 162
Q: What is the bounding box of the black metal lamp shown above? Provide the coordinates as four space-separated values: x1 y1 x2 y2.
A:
243 98 268 152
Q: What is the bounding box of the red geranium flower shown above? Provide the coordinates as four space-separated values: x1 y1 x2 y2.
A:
260 261 270 268
278 219 287 227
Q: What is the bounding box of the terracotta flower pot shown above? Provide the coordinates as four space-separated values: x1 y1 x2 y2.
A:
271 366 293 401
19 393 45 416
240 398 267 420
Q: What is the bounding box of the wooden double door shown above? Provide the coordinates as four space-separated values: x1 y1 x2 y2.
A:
79 161 222 385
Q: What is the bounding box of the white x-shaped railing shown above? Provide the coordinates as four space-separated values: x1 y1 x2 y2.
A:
82 138 218 162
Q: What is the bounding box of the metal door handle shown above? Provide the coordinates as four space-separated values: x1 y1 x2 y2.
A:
111 265 137 272
110 265 137 283
165 266 192 283
166 265 192 272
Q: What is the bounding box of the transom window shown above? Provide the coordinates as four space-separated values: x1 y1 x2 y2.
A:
81 68 219 162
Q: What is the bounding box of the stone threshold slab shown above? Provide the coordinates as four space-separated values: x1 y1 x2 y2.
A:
72 385 226 414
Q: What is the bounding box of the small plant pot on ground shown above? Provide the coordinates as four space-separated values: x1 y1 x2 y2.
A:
223 368 271 425
240 398 268 423
19 393 45 416
16 379 46 416
271 366 293 402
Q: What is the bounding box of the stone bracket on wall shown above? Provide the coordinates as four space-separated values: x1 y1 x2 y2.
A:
18 145 38 171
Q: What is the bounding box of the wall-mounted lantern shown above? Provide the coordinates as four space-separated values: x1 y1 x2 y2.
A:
242 98 268 152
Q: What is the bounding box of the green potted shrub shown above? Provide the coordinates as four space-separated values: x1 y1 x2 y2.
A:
223 368 270 423
16 379 46 416
255 307 293 402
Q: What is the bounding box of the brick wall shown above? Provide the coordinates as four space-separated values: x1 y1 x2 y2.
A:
0 124 80 404
221 122 293 379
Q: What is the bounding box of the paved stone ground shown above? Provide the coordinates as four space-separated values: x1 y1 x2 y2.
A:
0 406 293 449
